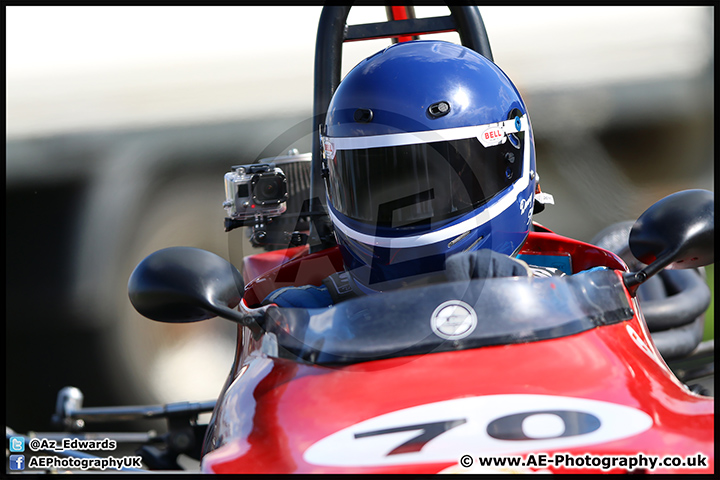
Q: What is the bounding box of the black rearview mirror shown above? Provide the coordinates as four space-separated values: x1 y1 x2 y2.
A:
128 246 256 327
624 189 714 293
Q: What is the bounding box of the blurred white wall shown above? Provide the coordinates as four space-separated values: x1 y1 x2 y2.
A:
7 6 713 139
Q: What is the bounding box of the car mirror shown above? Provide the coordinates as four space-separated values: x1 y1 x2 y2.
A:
624 189 714 293
128 246 256 327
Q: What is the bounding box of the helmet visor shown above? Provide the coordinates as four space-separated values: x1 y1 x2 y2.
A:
325 135 524 230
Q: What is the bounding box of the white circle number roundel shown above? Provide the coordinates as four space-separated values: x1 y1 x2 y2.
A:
303 394 652 467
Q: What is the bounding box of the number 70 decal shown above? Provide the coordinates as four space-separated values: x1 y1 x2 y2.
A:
355 420 467 456
303 394 652 467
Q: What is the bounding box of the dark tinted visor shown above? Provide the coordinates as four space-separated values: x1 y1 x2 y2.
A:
327 137 524 230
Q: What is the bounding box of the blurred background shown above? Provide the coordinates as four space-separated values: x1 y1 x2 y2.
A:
6 6 714 434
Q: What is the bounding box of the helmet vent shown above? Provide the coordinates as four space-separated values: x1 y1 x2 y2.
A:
354 108 374 123
428 101 451 118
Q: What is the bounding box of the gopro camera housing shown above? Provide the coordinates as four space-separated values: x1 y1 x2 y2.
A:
223 163 288 220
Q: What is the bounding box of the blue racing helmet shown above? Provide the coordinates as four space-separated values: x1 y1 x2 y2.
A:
321 40 537 292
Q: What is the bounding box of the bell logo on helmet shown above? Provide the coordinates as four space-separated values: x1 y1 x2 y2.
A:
483 128 503 141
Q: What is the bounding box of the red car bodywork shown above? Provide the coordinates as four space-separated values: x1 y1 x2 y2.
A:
200 230 714 474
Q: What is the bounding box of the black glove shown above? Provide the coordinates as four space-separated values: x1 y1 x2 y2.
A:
445 249 531 281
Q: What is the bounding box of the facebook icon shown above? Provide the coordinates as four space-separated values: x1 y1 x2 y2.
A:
9 454 25 471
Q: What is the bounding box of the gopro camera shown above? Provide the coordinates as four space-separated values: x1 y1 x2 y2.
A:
223 163 288 220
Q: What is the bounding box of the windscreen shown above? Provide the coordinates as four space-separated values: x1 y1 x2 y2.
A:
264 268 634 365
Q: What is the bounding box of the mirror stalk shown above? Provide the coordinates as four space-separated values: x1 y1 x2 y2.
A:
622 249 678 296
